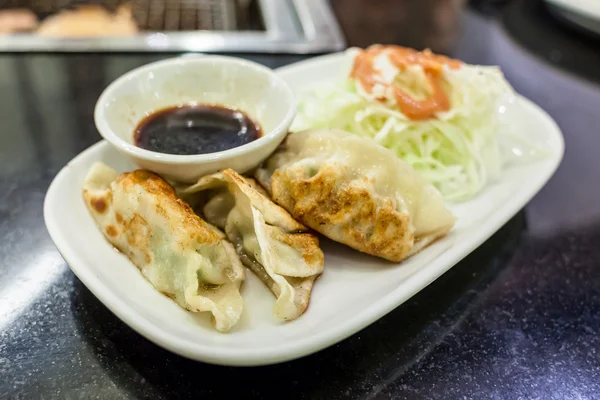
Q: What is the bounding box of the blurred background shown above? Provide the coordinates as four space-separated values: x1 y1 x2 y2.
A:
0 0 595 54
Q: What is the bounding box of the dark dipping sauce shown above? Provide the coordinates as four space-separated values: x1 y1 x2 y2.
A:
134 104 262 155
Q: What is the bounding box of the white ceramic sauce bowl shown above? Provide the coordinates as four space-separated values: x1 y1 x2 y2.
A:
94 56 296 182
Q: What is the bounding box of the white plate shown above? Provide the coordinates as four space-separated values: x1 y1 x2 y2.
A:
545 0 600 35
44 53 564 366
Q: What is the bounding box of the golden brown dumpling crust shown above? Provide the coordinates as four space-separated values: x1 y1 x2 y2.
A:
256 128 455 263
112 169 223 247
183 168 324 321
83 163 245 332
271 163 414 262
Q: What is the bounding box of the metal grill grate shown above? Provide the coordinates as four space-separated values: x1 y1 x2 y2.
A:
0 0 344 53
135 0 237 31
0 0 241 31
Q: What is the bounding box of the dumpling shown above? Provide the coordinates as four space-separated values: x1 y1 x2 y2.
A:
182 169 324 321
256 128 456 262
82 162 245 332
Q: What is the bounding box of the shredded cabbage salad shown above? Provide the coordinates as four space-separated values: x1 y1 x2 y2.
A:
292 55 540 202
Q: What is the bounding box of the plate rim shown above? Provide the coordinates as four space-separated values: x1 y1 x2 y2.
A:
44 53 565 366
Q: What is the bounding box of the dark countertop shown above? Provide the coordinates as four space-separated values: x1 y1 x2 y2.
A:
2 1 600 399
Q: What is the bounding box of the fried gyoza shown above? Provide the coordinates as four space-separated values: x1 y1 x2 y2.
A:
183 169 324 321
256 128 455 262
83 162 245 332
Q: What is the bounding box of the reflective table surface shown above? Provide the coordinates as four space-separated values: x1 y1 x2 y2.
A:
1 1 600 398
